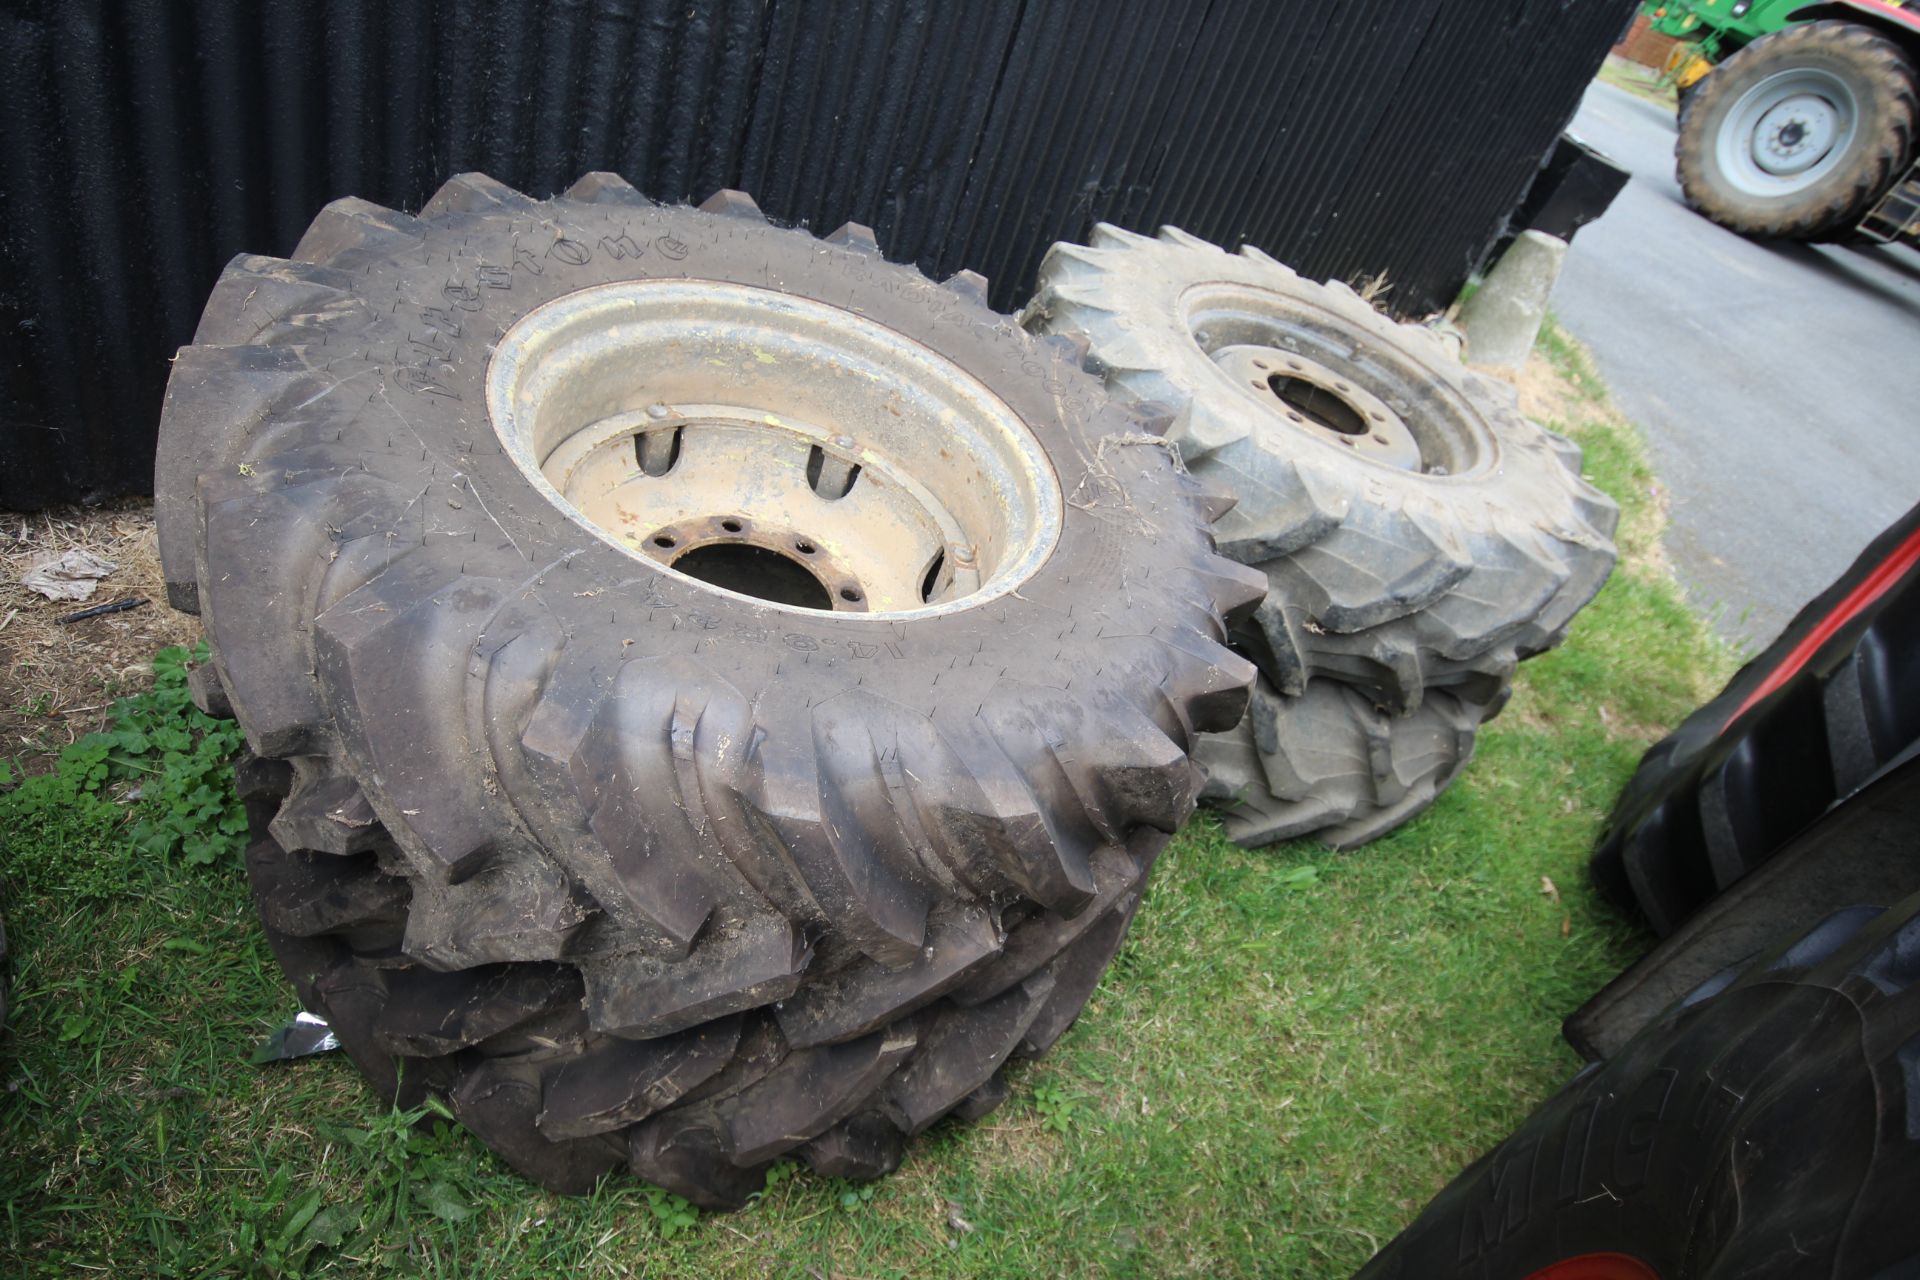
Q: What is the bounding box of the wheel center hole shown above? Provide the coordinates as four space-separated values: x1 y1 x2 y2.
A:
671 543 835 610
1267 373 1368 436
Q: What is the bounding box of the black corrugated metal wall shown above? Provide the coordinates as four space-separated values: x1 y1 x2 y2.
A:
0 0 1632 509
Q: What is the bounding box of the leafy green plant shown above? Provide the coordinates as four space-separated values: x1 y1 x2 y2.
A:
1272 863 1320 890
644 1185 701 1238
1031 1081 1083 1135
834 1181 877 1213
0 643 246 894
233 1169 359 1279
323 1094 476 1234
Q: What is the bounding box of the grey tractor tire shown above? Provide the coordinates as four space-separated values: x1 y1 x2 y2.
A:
1024 226 1619 714
1677 21 1918 241
156 173 1260 1204
1196 674 1508 851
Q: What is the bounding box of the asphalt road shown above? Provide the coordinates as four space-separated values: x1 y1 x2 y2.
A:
1553 79 1920 650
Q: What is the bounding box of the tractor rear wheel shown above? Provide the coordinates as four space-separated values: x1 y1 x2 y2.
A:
1676 21 1917 240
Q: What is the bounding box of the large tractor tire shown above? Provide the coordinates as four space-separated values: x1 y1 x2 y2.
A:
1357 894 1920 1279
1195 675 1507 851
156 174 1260 1204
1024 226 1618 716
1676 21 1918 241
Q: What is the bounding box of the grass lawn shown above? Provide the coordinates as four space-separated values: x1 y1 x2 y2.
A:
0 321 1727 1278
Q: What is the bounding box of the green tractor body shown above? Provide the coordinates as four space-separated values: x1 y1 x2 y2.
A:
1650 0 1818 52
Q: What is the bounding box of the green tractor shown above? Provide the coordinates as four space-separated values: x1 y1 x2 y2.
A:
1646 0 1920 241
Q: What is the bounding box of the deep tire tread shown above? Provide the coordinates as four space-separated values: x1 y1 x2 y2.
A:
180 175 1234 1203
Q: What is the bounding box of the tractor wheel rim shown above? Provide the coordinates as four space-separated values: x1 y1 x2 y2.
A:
1718 67 1859 197
1180 283 1494 478
488 281 1062 618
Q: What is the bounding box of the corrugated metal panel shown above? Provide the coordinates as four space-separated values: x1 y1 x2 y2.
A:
0 0 1631 509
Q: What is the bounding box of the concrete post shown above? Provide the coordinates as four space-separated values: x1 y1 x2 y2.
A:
1457 230 1569 371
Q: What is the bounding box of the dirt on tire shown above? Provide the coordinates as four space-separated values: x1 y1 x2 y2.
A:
156 173 1260 1203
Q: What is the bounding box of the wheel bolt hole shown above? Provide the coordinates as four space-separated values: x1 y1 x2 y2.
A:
840 587 862 603
721 519 743 533
653 534 677 549
795 540 816 555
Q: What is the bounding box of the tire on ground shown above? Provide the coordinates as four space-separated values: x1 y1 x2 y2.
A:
159 174 1260 1203
1676 21 1918 241
1023 225 1618 714
1196 674 1508 850
1356 893 1920 1277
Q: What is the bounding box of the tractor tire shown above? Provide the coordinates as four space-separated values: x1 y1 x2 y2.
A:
1592 499 1920 936
158 173 1260 1203
1024 226 1618 715
1675 75 1701 115
1196 674 1507 850
1676 21 1918 241
1355 894 1920 1279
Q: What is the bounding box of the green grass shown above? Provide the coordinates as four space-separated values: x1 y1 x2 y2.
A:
0 322 1727 1278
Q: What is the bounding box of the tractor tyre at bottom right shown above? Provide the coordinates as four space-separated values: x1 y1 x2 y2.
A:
1354 894 1920 1279
1676 20 1917 241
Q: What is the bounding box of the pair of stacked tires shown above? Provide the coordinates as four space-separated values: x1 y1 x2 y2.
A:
156 174 1264 1205
159 171 1616 1203
1024 227 1619 849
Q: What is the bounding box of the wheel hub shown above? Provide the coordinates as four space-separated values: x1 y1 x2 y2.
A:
1212 345 1422 470
486 281 1061 618
537 406 976 613
1753 93 1839 175
1178 282 1490 477
1717 66 1859 197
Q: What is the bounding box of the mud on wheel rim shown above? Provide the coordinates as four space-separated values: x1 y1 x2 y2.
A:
153 174 1261 1202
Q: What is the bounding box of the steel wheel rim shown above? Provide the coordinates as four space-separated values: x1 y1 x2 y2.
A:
488 281 1063 619
1179 283 1495 478
1716 66 1859 198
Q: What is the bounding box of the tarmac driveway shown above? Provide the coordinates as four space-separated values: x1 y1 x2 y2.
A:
1553 79 1920 649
